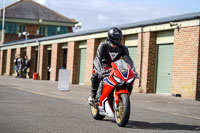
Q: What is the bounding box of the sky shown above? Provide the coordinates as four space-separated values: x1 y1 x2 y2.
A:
1 0 200 31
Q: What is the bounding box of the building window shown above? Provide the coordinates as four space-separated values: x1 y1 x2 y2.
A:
39 26 47 36
18 24 26 33
48 26 57 36
4 22 17 34
59 26 68 34
47 26 68 36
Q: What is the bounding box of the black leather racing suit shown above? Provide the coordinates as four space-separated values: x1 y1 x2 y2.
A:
91 39 135 98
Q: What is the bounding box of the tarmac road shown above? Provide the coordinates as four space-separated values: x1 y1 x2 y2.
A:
0 76 200 133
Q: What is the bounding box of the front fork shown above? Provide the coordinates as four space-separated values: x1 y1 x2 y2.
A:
114 88 129 108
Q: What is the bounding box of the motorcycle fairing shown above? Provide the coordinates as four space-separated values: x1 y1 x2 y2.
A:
98 59 135 118
99 59 134 107
103 77 115 87
99 98 114 117
99 77 116 106
112 60 134 81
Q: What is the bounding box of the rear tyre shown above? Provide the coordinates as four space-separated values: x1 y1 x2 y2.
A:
89 105 105 120
114 94 130 127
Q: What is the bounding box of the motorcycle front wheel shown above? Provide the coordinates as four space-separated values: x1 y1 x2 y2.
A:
114 93 130 127
89 105 105 120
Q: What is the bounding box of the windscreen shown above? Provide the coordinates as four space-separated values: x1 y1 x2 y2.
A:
114 59 128 70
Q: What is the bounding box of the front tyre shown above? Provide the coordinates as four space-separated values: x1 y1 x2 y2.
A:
89 105 105 120
114 94 130 127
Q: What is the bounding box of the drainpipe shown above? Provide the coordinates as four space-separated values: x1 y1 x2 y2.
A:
139 27 143 87
196 19 200 100
1 0 5 44
37 40 40 75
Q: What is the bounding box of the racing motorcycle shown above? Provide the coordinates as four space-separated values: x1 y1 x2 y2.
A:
89 59 136 127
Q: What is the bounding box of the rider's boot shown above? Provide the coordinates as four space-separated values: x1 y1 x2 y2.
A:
88 88 98 105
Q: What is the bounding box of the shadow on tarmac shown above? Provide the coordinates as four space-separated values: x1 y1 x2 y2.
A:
126 120 200 131
102 119 200 131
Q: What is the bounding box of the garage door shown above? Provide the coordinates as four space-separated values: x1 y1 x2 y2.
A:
128 46 137 90
125 35 138 68
156 44 173 93
128 46 137 68
79 48 86 84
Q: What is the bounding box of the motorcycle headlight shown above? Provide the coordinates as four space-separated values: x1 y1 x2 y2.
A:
113 76 124 85
126 77 134 84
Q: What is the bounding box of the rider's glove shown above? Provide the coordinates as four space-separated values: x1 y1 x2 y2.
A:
99 69 111 78
134 71 140 79
103 69 111 77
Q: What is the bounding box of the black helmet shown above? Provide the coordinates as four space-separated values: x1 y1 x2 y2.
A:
108 27 122 46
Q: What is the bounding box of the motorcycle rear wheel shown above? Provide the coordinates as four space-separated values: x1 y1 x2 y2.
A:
114 94 130 127
90 105 105 120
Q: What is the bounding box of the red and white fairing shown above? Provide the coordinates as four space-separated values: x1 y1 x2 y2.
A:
98 59 135 117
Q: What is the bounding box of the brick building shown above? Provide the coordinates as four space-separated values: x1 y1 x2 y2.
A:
0 0 77 43
0 11 200 100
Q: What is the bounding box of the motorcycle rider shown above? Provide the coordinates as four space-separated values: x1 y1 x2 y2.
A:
89 27 139 104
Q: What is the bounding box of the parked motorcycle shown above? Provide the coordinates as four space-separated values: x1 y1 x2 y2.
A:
89 59 136 127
